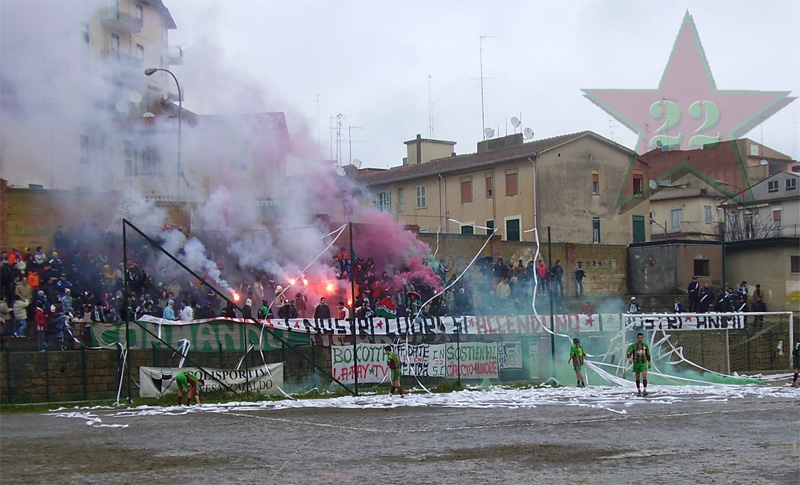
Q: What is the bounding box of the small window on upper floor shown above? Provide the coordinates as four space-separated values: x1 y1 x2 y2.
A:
505 171 518 196
461 179 473 203
486 174 493 198
592 170 599 195
768 180 779 193
786 178 797 191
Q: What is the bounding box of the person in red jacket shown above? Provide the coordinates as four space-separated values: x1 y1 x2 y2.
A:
33 302 47 351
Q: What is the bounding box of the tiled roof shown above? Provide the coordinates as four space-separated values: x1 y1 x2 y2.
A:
356 130 630 186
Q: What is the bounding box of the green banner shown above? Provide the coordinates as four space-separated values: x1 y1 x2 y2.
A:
91 320 309 352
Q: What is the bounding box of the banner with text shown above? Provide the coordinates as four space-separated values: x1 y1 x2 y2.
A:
138 364 284 398
330 342 500 383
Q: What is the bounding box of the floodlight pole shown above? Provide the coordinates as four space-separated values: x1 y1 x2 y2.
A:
349 221 358 395
144 68 182 200
122 222 132 402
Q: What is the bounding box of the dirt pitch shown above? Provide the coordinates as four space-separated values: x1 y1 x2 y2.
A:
1 385 799 484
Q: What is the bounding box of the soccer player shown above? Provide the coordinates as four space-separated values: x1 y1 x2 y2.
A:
568 338 587 387
792 342 800 388
384 345 404 397
173 371 204 405
627 332 651 396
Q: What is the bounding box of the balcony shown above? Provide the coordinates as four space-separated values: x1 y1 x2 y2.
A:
168 46 183 66
100 9 143 35
725 223 800 242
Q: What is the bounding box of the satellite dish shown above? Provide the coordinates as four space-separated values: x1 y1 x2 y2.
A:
352 158 362 169
335 166 346 176
128 90 142 103
115 100 127 113
142 112 155 118
759 159 768 166
648 180 658 190
510 117 521 128
523 128 534 140
656 140 663 148
484 127 495 138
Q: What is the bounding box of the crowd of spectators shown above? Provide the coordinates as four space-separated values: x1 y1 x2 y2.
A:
3 225 773 350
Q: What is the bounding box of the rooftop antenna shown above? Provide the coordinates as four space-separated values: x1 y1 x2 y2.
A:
428 75 434 138
609 119 620 142
479 35 495 140
348 125 362 164
523 127 534 140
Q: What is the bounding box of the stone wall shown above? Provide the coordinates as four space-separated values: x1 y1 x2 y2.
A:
418 233 628 297
0 346 325 403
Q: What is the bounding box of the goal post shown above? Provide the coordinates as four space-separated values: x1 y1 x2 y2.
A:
619 311 794 376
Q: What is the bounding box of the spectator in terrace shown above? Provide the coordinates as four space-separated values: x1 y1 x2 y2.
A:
163 299 177 320
580 301 595 315
314 297 332 319
179 300 194 321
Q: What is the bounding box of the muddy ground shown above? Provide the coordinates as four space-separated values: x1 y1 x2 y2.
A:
1 387 798 484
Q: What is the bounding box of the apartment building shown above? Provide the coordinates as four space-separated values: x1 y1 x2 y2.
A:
0 0 180 191
357 131 648 245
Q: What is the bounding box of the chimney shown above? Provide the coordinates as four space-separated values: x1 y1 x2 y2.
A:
416 134 422 165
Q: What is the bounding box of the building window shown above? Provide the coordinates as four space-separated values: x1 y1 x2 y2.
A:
81 22 90 46
592 217 601 243
136 4 144 25
633 172 643 195
486 174 493 198
704 206 712 224
768 180 779 193
137 44 144 66
374 191 391 213
415 185 426 209
632 215 645 243
461 179 473 203
111 33 120 60
460 224 474 235
791 255 800 274
773 209 782 236
670 208 683 232
506 218 520 242
505 171 518 196
141 148 159 175
592 170 599 194
486 220 494 235
396 188 404 212
786 178 797 191
80 135 89 165
694 259 710 276
124 141 135 176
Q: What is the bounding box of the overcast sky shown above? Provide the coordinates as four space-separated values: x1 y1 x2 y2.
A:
165 0 800 169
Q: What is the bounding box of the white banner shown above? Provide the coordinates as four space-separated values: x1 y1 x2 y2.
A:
138 364 284 398
624 314 748 330
330 342 499 384
137 313 612 337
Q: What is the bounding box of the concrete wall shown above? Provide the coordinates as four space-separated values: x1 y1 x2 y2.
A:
628 243 722 295
726 241 800 312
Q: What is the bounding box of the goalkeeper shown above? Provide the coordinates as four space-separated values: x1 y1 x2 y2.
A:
626 332 651 396
384 345 404 397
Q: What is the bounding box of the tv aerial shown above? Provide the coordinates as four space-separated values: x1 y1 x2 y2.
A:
484 127 495 139
523 128 534 140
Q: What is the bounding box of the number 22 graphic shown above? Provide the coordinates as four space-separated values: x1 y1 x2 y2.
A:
649 100 721 149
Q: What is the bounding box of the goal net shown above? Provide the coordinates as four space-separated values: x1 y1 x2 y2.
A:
587 311 794 385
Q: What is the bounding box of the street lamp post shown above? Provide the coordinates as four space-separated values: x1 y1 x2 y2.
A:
144 67 182 199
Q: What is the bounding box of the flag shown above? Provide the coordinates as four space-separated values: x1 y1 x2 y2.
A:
375 297 396 318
